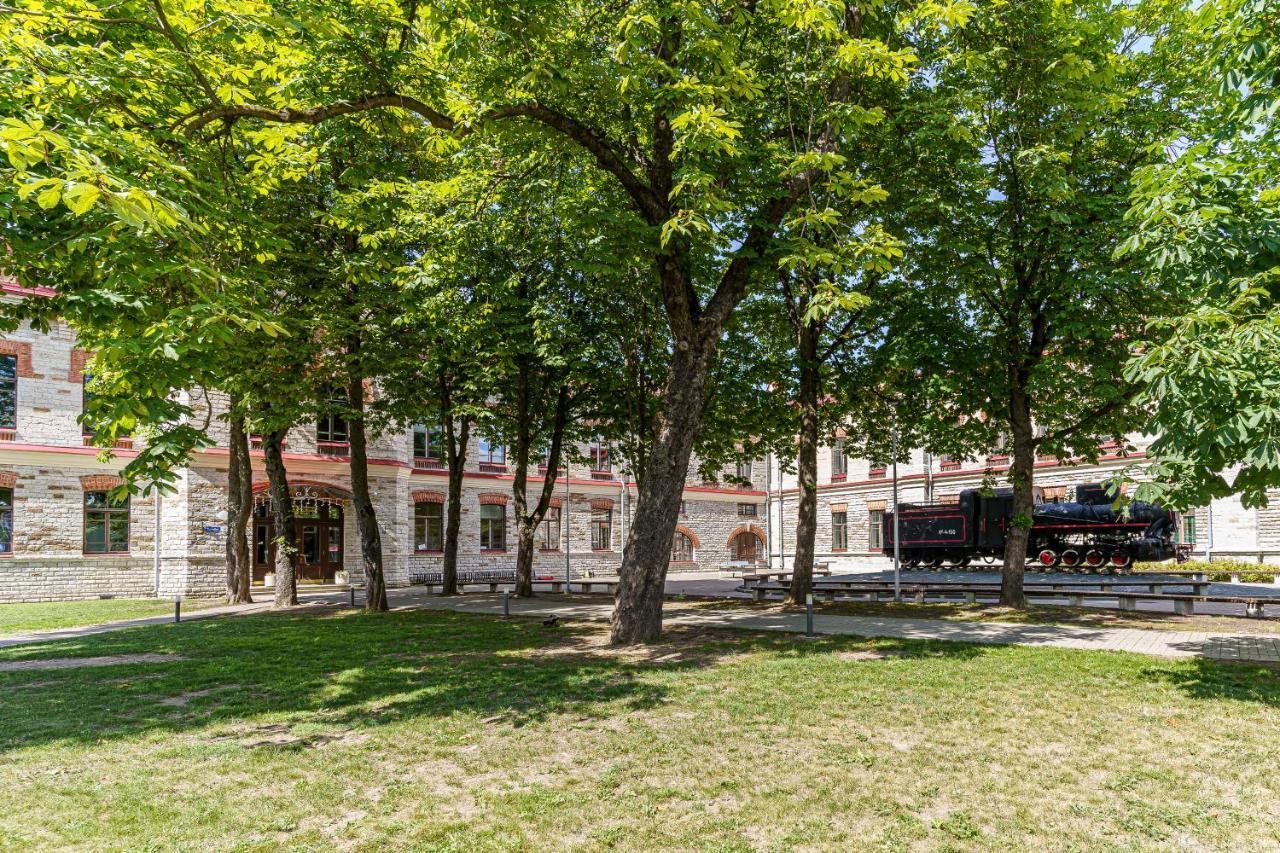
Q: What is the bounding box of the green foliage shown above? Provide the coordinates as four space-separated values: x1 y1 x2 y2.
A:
1120 0 1280 509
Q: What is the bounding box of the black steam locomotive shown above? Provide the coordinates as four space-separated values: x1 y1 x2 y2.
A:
881 483 1185 573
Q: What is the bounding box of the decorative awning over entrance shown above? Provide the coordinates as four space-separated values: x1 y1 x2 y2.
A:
251 480 353 503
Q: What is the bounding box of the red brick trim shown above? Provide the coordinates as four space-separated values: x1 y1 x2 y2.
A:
68 347 92 383
866 500 887 511
0 341 33 378
412 490 445 504
80 474 123 491
674 524 700 549
479 492 508 506
830 503 848 513
0 471 16 489
590 498 615 510
726 523 767 548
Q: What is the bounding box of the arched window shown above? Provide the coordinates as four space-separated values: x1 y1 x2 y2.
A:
671 531 694 563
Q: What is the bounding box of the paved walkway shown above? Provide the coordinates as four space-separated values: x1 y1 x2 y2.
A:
4 586 1280 663
408 595 1280 663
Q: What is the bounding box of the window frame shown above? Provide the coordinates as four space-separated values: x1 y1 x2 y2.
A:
478 437 507 466
0 487 12 554
535 506 562 551
413 423 444 460
832 511 849 551
671 531 694 563
735 460 752 482
84 489 129 554
590 508 612 551
0 354 16 430
831 438 847 479
868 509 884 551
737 503 759 518
479 503 506 551
414 501 444 552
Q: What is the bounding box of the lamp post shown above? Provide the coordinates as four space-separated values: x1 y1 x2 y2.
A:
892 430 902 603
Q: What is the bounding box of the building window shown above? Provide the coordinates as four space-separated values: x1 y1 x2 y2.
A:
940 453 960 471
1181 512 1198 545
832 511 848 551
672 531 694 562
737 503 758 518
536 506 561 551
591 508 612 550
414 501 443 551
84 490 129 554
0 355 15 430
868 509 884 550
736 460 752 481
478 437 506 467
0 487 11 553
831 438 847 478
317 411 348 444
413 424 443 459
680 500 688 517
589 440 611 477
480 503 505 550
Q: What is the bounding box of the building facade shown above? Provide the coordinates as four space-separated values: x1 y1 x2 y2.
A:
0 292 771 602
2 280 1278 602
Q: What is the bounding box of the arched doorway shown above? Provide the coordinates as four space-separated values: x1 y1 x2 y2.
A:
729 526 766 564
252 484 348 583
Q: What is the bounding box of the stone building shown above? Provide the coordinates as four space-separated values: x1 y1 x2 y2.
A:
0 281 769 602
762 437 1280 571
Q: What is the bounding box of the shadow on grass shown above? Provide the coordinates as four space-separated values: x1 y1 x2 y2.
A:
0 607 990 753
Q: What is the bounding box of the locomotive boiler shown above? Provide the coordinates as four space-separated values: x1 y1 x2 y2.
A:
881 484 1184 573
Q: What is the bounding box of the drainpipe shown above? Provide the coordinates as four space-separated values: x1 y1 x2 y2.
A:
153 488 163 597
619 475 627 574
765 451 774 570
1204 500 1214 562
563 465 571 582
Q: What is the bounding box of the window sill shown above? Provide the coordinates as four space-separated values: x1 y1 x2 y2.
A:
413 549 443 555
591 548 614 553
478 463 508 473
480 549 507 554
413 457 445 470
83 551 130 557
831 474 847 482
590 471 614 481
831 549 847 553
670 560 696 566
868 469 886 479
538 548 561 553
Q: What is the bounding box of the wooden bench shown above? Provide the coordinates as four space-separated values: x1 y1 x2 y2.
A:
761 577 1212 596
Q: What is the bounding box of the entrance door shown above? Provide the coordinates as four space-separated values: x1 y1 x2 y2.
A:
252 499 344 583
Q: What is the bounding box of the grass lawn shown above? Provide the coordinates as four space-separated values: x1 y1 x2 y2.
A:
0 598 221 637
1 608 1278 850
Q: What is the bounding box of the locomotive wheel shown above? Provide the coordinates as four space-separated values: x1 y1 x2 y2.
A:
1110 553 1133 571
1083 549 1107 572
921 556 940 570
1060 549 1081 571
980 554 996 565
1037 549 1060 570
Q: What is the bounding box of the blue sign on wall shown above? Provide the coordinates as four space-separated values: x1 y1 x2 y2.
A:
203 524 224 534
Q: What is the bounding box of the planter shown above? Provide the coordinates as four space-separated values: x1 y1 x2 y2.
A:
264 573 275 588
334 570 349 585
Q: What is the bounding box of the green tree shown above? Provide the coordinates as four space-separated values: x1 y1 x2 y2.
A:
1120 0 1280 510
884 0 1191 604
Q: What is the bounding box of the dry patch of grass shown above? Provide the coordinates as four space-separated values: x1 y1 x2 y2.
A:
0 607 1277 851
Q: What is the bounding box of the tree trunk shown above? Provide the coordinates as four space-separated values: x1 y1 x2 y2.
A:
787 320 820 606
262 427 298 608
225 408 253 604
347 371 389 612
439 365 470 596
512 378 570 598
610 341 711 644
1001 390 1035 608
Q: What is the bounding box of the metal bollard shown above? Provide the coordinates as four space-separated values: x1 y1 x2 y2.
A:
349 586 356 608
174 596 182 624
806 593 814 638
503 588 511 618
